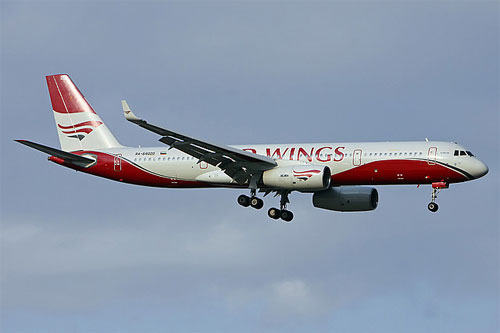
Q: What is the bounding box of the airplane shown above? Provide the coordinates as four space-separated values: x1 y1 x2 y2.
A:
16 74 489 222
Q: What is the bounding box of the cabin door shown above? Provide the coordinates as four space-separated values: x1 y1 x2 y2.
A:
114 154 122 172
427 147 437 165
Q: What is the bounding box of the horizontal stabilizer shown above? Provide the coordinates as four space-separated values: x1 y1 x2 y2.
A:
15 140 96 168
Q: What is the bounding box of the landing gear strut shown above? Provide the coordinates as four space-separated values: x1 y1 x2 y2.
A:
268 191 294 222
428 182 448 213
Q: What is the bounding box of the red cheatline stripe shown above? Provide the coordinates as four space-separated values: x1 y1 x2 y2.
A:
57 121 103 129
62 128 93 134
293 170 320 174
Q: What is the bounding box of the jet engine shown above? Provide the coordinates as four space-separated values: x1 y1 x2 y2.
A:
262 165 331 191
312 186 378 212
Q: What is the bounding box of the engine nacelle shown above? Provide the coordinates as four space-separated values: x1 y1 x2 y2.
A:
262 165 331 191
312 186 378 212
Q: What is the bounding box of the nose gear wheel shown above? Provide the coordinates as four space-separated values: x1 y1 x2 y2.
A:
428 183 447 213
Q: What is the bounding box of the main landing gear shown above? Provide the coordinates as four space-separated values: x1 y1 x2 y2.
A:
427 182 448 213
237 190 294 222
237 189 264 210
267 191 294 222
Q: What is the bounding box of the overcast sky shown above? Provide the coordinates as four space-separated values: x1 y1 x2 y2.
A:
1 1 499 332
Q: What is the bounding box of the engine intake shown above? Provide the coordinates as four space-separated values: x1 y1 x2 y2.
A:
312 186 378 212
262 165 331 191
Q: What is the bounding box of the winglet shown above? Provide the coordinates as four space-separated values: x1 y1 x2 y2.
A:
122 100 141 121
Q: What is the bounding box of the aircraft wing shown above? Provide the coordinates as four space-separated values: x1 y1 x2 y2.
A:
122 101 277 184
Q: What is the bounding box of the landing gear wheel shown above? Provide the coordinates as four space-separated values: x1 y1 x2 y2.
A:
428 202 439 212
281 210 294 222
250 197 264 209
268 207 281 219
237 194 250 207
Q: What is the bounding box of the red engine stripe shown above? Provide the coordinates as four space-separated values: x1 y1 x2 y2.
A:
293 169 321 174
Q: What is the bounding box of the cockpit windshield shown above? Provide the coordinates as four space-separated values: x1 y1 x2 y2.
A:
454 149 474 157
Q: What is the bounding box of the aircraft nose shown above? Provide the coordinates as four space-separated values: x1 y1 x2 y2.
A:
471 159 489 179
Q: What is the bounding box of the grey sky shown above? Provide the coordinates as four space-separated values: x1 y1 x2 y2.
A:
1 2 498 332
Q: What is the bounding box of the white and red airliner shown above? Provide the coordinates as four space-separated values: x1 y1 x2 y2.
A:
17 74 488 221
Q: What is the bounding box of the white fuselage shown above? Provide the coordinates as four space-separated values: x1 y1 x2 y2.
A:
93 141 487 186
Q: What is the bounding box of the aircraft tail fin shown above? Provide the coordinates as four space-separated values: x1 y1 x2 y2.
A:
46 74 122 152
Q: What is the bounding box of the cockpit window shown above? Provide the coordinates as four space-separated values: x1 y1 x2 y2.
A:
454 150 459 156
466 151 474 157
460 151 467 156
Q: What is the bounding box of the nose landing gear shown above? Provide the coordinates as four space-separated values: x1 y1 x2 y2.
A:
428 182 448 213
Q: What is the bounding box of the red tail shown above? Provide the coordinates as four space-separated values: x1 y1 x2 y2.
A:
46 74 96 114
46 74 122 151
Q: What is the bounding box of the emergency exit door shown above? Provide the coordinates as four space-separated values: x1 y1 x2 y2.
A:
353 149 362 166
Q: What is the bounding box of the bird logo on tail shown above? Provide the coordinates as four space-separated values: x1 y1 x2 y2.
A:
57 120 103 141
